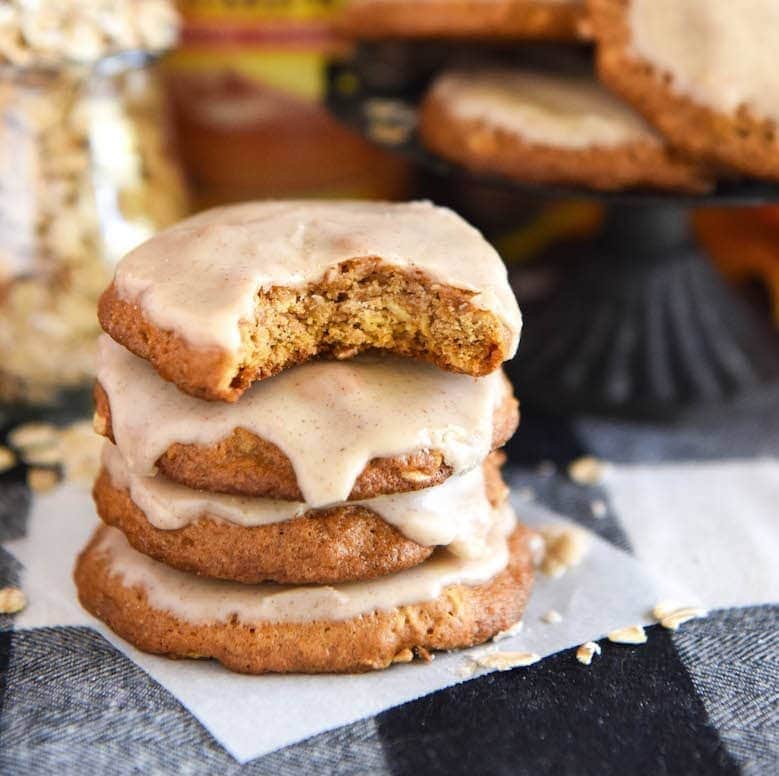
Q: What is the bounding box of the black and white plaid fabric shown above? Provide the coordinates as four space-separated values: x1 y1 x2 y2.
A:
0 394 777 775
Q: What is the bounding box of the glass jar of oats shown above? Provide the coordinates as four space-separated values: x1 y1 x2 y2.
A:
0 1 188 405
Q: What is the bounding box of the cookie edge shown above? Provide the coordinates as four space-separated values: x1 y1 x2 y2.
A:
589 0 779 180
74 523 534 674
418 83 713 192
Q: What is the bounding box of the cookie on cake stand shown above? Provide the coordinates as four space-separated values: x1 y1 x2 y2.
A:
590 0 779 181
418 67 712 192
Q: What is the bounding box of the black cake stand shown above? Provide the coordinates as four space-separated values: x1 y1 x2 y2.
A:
326 54 779 420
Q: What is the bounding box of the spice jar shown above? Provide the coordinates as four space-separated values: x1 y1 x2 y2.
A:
0 0 188 404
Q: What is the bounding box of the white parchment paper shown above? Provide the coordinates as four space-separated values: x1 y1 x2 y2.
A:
7 480 707 763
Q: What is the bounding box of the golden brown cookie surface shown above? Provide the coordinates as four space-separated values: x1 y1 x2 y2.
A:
74 523 534 674
419 68 712 192
93 376 518 500
93 451 508 585
341 0 587 41
590 0 779 181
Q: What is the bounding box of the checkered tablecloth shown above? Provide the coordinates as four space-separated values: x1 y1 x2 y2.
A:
0 393 777 775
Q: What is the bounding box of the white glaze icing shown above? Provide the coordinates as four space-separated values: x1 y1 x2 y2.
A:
98 335 509 508
629 0 779 124
103 441 497 558
94 503 516 624
113 199 521 356
430 68 659 149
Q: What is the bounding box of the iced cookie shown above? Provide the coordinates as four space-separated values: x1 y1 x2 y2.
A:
341 0 587 41
94 336 518 504
94 443 508 585
419 68 712 192
74 520 533 674
590 0 779 180
98 201 522 402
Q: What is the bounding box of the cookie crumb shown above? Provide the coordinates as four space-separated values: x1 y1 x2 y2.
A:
0 446 17 473
541 609 563 624
493 619 524 642
333 345 360 360
8 422 59 451
0 586 26 614
455 645 495 676
413 646 434 662
455 661 477 678
568 456 610 486
27 467 60 493
392 648 414 664
475 651 541 671
590 499 607 519
21 444 62 467
538 525 589 577
59 420 102 484
608 625 647 645
469 644 498 661
576 641 601 665
652 600 681 620
659 607 709 631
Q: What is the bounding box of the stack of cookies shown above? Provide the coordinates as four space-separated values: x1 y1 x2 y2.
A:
75 200 533 674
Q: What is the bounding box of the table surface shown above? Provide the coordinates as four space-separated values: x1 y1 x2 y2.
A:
0 392 777 775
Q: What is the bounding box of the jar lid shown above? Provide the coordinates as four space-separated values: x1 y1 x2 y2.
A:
0 0 180 67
